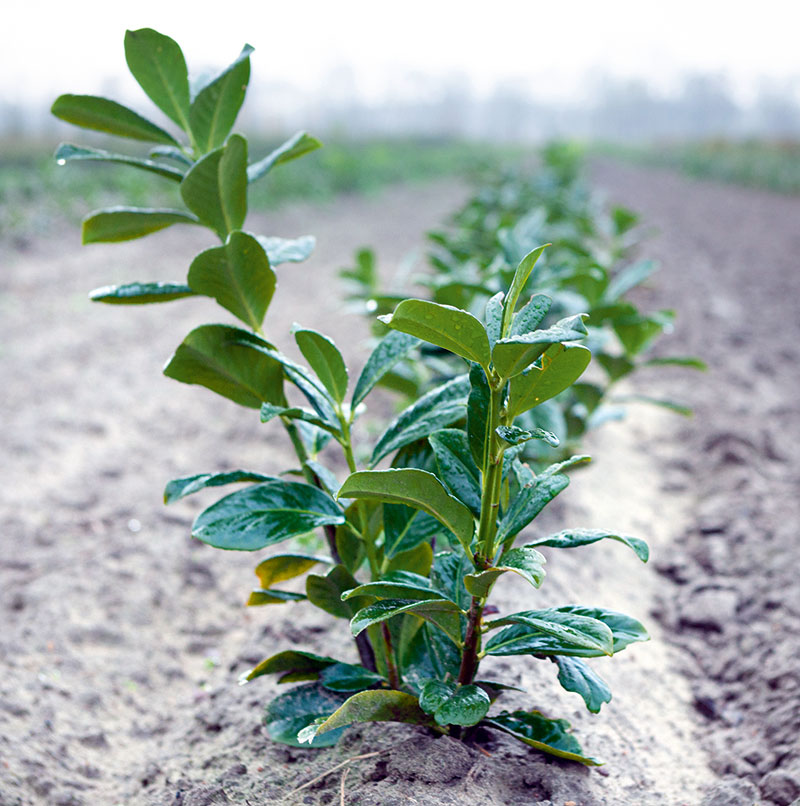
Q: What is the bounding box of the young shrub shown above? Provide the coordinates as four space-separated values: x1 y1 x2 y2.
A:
56 29 650 765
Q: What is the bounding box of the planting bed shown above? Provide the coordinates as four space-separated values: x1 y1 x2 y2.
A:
1 162 798 805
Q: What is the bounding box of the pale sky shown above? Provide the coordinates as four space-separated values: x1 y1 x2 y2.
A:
3 0 799 110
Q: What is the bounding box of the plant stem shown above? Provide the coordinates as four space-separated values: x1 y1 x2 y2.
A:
283 416 376 672
458 595 484 685
380 624 401 689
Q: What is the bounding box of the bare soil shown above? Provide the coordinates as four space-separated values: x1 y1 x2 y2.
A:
1 163 798 805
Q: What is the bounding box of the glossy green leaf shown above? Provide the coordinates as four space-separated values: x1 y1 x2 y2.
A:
163 324 283 409
248 131 323 183
500 245 549 336
242 650 337 683
614 310 674 356
352 330 420 408
82 207 199 243
379 299 491 369
466 363 490 469
319 662 384 693
124 28 191 130
306 690 432 741
370 374 469 466
429 429 482 516
525 528 649 562
306 565 364 619
399 621 461 691
51 94 181 145
55 143 183 181
383 504 443 559
464 546 546 597
552 656 611 713
192 480 344 551
149 145 192 166
508 343 591 417
260 403 341 436
253 553 330 589
265 683 347 747
189 44 253 152
342 574 443 602
164 469 274 503
492 313 588 379
430 550 473 611
384 541 434 577
180 134 248 237
484 291 504 350
558 605 649 653
89 281 196 305
485 710 601 765
339 469 475 555
257 234 316 266
510 294 552 337
496 425 560 449
247 588 307 606
486 609 613 657
187 231 275 329
419 680 490 727
350 598 464 645
293 327 348 403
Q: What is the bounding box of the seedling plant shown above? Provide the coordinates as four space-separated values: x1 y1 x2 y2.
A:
54 28 651 765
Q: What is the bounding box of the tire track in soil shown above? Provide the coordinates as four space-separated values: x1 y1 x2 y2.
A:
1 165 793 805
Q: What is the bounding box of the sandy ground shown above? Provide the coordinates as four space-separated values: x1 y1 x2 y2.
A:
0 163 798 805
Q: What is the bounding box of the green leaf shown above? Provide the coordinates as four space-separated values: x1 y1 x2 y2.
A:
384 541 434 577
525 529 649 562
82 207 200 243
557 605 649 653
265 683 348 747
350 598 464 645
51 94 181 145
485 710 601 765
500 245 549 336
306 565 364 619
430 551 473 611
492 313 588 379
383 504 443 559
352 331 420 408
304 690 433 742
246 589 307 606
189 44 253 151
124 28 191 130
510 294 552 337
257 235 316 266
318 663 384 693
466 363 491 469
242 650 338 683
595 353 635 381
248 131 323 183
605 259 658 301
187 231 275 330
149 145 192 166
54 143 183 181
192 480 344 551
180 135 248 237
342 574 443 602
464 546 546 597
419 680 490 727
508 343 591 417
495 425 560 450
253 553 330 589
339 469 475 555
552 656 611 713
614 311 674 356
379 299 491 369
643 356 707 370
429 429 482 515
164 470 274 503
612 394 693 417
486 609 613 656
484 292 504 350
293 327 348 403
370 374 469 466
260 403 341 436
163 324 283 409
89 281 196 305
